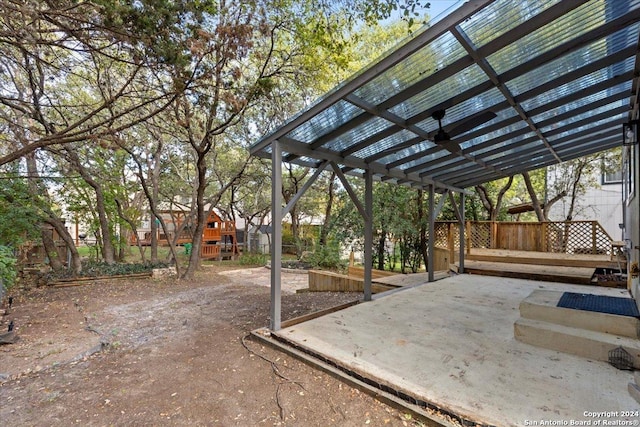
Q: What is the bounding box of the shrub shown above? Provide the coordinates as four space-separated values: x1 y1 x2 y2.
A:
239 253 268 266
303 241 346 271
46 260 170 281
0 246 17 292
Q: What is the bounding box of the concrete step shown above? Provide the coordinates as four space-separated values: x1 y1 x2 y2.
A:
519 290 639 339
514 317 640 369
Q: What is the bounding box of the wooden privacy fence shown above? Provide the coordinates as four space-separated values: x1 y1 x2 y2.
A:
434 221 614 255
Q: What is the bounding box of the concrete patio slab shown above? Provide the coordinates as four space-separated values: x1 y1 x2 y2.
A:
273 275 640 426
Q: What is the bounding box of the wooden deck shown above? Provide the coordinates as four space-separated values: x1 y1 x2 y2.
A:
464 248 624 270
452 248 627 287
456 260 596 285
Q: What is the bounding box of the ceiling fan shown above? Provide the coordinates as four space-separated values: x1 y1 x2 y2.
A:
382 108 497 155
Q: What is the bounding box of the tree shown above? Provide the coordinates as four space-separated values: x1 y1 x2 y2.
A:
475 177 514 221
0 0 186 166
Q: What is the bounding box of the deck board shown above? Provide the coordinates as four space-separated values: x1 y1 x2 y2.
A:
465 248 623 269
457 259 595 284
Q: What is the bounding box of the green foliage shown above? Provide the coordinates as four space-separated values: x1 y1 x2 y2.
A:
239 253 268 266
0 246 17 291
303 241 346 271
0 177 41 246
47 260 169 281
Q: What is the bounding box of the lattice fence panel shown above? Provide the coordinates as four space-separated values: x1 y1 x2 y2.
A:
469 222 491 248
546 221 611 254
433 222 450 248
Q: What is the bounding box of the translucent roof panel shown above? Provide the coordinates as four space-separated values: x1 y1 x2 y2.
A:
487 0 640 75
538 100 627 134
505 27 639 97
389 64 488 120
397 151 455 172
323 116 392 152
251 0 640 192
354 31 467 106
546 114 625 143
481 140 542 163
413 87 507 132
352 129 420 159
460 0 562 49
520 58 635 112
531 82 631 123
286 100 364 144
463 115 531 153
375 143 437 166
415 158 470 177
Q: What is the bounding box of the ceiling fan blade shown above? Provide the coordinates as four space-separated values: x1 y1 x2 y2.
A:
447 111 497 137
440 140 461 153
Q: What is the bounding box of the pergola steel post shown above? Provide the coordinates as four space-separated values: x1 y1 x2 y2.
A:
428 184 435 282
459 193 465 273
364 169 373 301
270 141 283 330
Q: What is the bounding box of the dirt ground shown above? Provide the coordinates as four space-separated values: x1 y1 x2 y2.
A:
0 264 428 426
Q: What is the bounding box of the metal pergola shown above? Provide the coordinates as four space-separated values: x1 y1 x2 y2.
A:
250 0 640 330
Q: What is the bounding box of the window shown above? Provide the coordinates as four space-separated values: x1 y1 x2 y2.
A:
602 150 622 185
603 168 622 184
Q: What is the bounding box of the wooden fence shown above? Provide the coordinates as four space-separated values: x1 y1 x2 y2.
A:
434 221 613 255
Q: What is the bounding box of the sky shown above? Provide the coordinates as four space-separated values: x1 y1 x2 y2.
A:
426 0 466 21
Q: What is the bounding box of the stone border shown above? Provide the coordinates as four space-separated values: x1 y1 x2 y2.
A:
264 263 309 275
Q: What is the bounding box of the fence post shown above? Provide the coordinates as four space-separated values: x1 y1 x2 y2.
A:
466 220 471 255
592 221 597 254
490 221 497 249
541 221 547 252
448 223 455 263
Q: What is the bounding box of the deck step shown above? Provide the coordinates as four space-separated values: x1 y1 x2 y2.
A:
458 260 595 285
466 251 624 270
520 290 639 338
514 317 640 368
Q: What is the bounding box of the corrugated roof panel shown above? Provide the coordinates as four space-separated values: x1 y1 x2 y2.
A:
506 27 638 97
531 82 631 122
413 157 469 177
462 117 531 152
487 0 617 75
432 87 506 129
351 129 418 158
353 31 466 106
373 141 436 165
250 0 639 192
520 57 635 111
285 100 364 144
460 0 561 49
546 114 625 142
539 100 627 134
389 64 488 120
481 140 542 162
324 116 392 152
397 151 456 172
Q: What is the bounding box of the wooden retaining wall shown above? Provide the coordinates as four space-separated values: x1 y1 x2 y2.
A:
308 270 397 294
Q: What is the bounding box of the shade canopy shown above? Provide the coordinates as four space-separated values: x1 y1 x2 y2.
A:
250 0 640 192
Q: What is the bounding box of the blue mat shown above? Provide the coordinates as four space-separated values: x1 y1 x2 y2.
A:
557 292 640 317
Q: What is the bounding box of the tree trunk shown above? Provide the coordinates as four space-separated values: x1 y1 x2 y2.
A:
40 225 64 271
24 152 81 273
418 190 429 271
319 172 336 246
182 153 207 279
377 230 386 270
522 171 544 221
475 176 514 221
65 149 116 264
45 217 82 275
